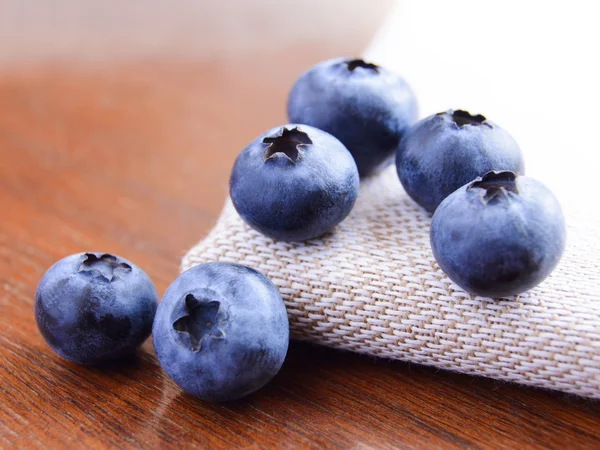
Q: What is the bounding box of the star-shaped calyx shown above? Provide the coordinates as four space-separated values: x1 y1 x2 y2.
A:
173 294 225 352
78 253 132 281
441 109 493 129
468 171 519 204
345 58 380 73
262 127 312 163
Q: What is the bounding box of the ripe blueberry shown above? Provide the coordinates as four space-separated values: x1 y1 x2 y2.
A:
287 57 417 177
229 124 359 241
430 171 566 298
152 262 289 402
34 252 158 364
396 109 524 213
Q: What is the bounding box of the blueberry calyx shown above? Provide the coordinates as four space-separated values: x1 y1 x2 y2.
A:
172 294 226 352
262 127 312 163
441 109 492 129
345 58 380 73
78 253 132 281
468 170 519 204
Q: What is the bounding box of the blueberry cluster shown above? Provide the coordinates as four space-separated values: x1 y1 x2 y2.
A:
35 254 287 402
34 57 566 403
233 57 565 298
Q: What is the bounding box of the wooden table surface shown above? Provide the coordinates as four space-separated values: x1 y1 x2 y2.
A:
1 2 599 448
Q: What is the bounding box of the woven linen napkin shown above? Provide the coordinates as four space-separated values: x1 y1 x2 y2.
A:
182 166 600 398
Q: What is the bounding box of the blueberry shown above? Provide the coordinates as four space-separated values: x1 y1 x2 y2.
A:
287 57 417 178
152 262 289 402
430 171 566 298
34 252 158 364
229 124 359 241
396 109 524 213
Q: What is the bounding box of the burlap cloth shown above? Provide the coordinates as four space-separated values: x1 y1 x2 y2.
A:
182 166 600 398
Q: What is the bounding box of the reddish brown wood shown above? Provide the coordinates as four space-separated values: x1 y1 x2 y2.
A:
1 8 600 450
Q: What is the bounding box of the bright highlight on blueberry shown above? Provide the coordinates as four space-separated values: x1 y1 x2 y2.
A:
34 252 158 365
396 109 525 213
230 124 359 242
287 57 418 177
430 171 566 298
152 262 289 402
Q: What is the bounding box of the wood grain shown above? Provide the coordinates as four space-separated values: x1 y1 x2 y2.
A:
1 4 600 449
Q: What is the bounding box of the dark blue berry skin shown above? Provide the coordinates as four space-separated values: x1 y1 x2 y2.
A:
287 57 417 178
152 262 289 402
396 110 524 213
430 171 566 298
34 252 158 365
230 124 359 242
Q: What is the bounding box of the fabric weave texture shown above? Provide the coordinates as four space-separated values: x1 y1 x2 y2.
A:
182 167 600 398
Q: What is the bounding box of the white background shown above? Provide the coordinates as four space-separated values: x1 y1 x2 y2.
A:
366 0 599 219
